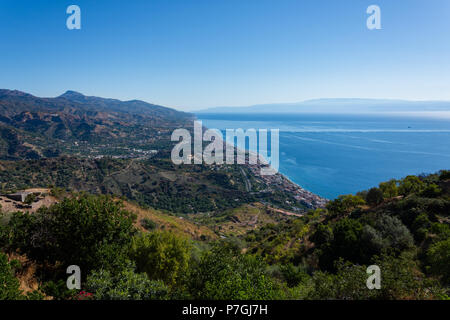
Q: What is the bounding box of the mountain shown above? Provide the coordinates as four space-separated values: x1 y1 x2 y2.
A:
0 89 326 212
58 90 188 119
0 89 194 159
196 98 450 114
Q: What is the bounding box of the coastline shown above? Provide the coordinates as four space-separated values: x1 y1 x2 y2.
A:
196 119 328 210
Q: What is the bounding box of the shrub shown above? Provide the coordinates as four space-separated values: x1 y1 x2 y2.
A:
366 187 384 206
0 252 22 300
311 224 333 246
129 231 191 287
280 263 309 288
8 194 137 274
141 218 157 231
41 280 78 300
187 243 281 300
379 179 398 198
85 264 169 300
439 170 450 181
309 253 442 300
420 184 442 198
374 215 414 250
331 218 364 261
398 175 425 196
326 195 365 216
427 238 450 285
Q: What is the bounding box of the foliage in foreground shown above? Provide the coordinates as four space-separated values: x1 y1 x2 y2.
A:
1 170 450 300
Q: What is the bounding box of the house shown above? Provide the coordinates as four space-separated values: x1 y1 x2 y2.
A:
5 191 32 203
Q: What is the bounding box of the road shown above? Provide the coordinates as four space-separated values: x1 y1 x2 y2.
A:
240 167 252 192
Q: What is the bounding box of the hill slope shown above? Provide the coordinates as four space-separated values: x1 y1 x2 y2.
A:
0 89 193 159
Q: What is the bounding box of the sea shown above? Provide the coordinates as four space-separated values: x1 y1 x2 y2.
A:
196 113 450 200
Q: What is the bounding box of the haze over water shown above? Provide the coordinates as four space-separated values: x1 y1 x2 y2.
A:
197 113 450 199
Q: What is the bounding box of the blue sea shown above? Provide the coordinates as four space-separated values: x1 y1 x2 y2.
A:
196 113 450 199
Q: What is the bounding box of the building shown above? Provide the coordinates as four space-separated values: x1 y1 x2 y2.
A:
5 191 32 202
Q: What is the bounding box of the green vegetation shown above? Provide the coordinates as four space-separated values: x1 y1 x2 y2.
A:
6 195 136 274
0 253 22 300
85 264 169 300
0 157 306 214
1 170 449 300
130 231 191 287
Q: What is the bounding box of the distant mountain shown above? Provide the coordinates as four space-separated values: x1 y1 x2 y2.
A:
58 90 188 119
0 89 191 120
0 89 194 159
196 98 450 114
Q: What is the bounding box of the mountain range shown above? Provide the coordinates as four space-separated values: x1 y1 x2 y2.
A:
196 98 450 114
0 89 193 160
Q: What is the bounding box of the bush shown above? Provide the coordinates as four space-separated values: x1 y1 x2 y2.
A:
129 231 191 287
309 253 442 300
41 280 78 300
398 176 425 196
439 170 450 181
366 187 384 206
280 263 309 288
141 218 157 231
379 179 398 198
85 264 169 300
420 184 442 198
331 218 364 261
427 238 450 285
187 243 281 299
0 252 22 300
311 224 333 246
326 195 365 216
374 215 414 250
7 194 137 274
24 193 37 205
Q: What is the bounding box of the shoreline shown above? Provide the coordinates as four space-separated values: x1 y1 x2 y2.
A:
196 119 328 209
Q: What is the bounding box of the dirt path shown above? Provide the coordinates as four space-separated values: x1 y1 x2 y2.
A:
267 206 304 217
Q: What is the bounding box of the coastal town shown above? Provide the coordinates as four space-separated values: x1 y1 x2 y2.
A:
247 163 328 210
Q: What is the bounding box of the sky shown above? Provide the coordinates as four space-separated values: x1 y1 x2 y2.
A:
0 0 449 111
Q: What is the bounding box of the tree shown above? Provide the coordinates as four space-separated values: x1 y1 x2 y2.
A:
375 215 414 250
311 224 333 246
379 179 398 198
187 243 281 300
309 253 441 300
330 218 364 263
412 212 431 242
24 193 37 205
326 195 365 216
366 187 384 206
0 253 22 300
439 170 450 181
129 231 191 287
398 175 424 196
8 194 137 274
280 263 309 288
427 238 450 285
420 184 442 198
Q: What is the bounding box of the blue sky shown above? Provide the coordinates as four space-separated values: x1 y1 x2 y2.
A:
0 0 449 110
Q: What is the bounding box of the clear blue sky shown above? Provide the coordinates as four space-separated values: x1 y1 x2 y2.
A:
0 0 449 110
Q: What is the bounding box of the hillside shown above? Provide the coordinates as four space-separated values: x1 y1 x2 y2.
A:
1 171 449 300
0 156 320 213
0 89 193 160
